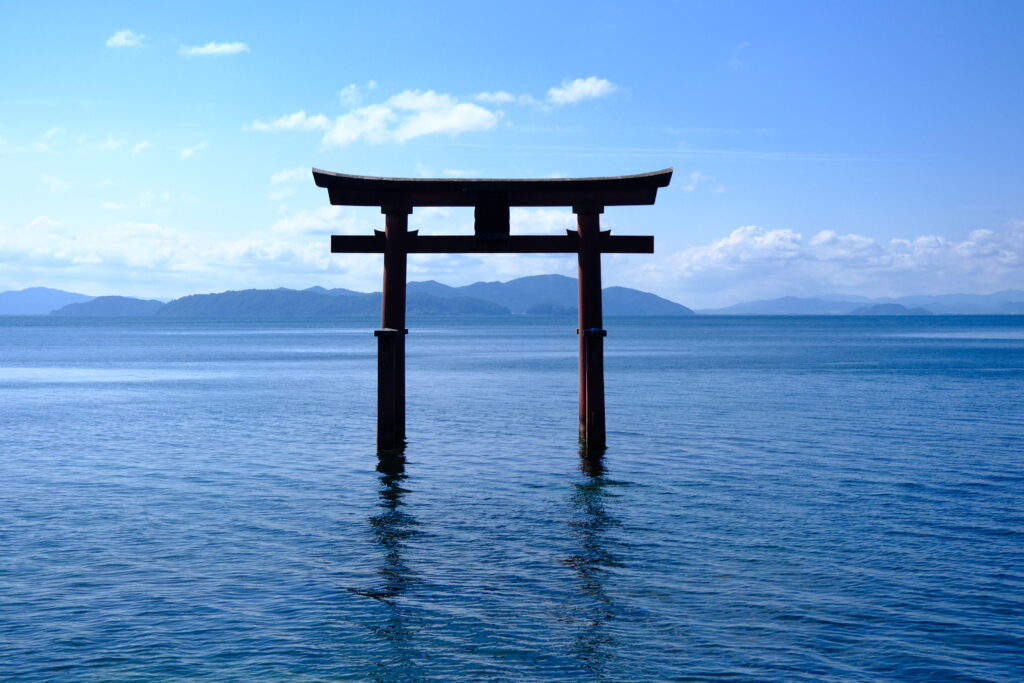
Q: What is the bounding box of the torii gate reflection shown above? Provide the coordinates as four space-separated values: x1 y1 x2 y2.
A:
313 168 673 451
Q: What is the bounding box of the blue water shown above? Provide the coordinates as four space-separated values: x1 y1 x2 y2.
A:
2 315 1023 681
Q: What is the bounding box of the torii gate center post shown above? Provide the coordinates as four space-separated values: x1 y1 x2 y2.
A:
313 168 673 451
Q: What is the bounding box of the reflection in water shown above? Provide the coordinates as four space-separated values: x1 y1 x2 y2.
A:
562 450 624 677
351 452 422 679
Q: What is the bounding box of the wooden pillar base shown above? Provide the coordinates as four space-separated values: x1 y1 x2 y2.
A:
579 327 607 450
375 328 406 451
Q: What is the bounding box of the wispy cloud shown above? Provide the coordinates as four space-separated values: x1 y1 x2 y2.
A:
132 141 151 156
247 111 331 132
474 91 540 107
179 42 250 57
106 29 143 48
546 76 617 105
475 76 617 109
179 141 207 159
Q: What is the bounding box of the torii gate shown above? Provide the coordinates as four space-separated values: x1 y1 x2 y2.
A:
313 168 673 451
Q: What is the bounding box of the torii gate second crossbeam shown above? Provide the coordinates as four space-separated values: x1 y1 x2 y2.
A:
313 168 673 451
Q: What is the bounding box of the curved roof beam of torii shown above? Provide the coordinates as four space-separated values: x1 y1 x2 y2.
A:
312 168 673 209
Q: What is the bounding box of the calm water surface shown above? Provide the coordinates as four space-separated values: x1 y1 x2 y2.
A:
2 315 1023 681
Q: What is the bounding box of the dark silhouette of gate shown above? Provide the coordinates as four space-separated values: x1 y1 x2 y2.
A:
313 168 673 451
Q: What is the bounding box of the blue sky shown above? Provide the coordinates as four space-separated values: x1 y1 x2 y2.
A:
2 1 1022 307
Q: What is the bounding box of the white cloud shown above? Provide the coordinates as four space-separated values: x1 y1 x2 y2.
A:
247 111 331 132
385 90 497 142
631 223 1024 307
546 76 617 105
179 42 250 57
106 29 143 48
252 90 498 147
132 141 151 156
321 104 396 145
179 141 208 159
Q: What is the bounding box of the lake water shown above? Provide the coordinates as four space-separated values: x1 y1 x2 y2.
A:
2 315 1023 681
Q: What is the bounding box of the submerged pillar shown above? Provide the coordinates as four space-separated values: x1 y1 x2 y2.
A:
576 207 607 450
377 206 410 451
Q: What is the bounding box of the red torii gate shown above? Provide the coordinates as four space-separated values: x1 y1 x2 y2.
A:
313 168 673 451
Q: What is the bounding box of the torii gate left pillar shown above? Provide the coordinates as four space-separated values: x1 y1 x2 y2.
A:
313 168 673 452
376 206 410 449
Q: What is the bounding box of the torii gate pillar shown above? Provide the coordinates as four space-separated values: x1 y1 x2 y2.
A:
376 207 410 450
576 207 606 449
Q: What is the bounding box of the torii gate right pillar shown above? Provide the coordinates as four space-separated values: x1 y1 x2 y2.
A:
576 207 606 450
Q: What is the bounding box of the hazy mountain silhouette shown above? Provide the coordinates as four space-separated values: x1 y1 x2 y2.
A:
155 289 509 316
699 291 1024 315
0 287 93 315
52 296 164 316
699 297 862 315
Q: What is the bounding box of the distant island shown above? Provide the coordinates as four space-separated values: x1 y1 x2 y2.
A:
2 275 694 317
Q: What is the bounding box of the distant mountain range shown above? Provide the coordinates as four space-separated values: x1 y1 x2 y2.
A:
2 275 694 317
698 291 1024 316
4 279 1023 317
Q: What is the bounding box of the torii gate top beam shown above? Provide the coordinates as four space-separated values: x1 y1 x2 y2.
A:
312 168 673 209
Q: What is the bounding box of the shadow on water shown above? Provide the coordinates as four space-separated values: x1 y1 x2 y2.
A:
560 449 625 677
348 451 423 679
